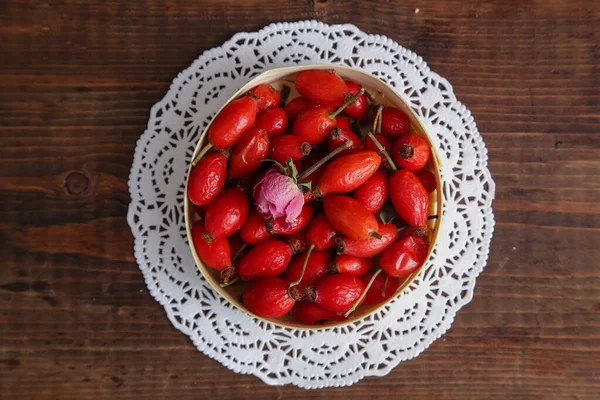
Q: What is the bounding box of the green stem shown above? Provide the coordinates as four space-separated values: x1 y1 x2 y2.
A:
345 268 383 318
289 243 315 288
191 143 214 167
367 132 397 172
329 88 365 119
381 275 389 297
371 232 383 240
232 243 248 263
298 140 352 182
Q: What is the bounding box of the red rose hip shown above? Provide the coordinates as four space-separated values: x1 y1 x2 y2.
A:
237 239 293 281
353 169 389 214
243 277 300 318
295 69 349 107
380 235 429 278
254 107 288 137
306 273 365 313
248 83 280 114
323 195 380 241
229 128 270 179
187 151 228 206
208 96 258 149
391 133 431 172
204 187 249 241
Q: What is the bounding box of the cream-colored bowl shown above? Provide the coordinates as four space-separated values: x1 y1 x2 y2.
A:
185 65 443 330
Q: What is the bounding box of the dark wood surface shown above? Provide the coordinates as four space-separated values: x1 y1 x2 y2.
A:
1 1 599 398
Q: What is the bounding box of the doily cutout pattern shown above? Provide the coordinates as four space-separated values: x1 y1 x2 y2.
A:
127 20 495 389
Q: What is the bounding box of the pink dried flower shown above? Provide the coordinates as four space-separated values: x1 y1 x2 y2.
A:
253 168 305 225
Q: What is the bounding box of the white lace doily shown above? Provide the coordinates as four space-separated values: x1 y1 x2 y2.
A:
127 20 495 389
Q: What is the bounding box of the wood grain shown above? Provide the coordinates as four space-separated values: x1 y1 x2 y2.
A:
1 0 599 398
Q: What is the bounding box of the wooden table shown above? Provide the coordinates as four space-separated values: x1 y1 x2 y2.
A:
1 1 598 398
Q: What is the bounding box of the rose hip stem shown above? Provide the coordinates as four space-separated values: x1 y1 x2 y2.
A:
191 143 214 167
298 140 353 182
344 268 383 317
289 243 315 288
381 275 389 297
329 88 365 119
372 105 383 134
366 132 398 172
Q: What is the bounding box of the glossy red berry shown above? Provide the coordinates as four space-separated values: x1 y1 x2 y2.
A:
243 277 299 318
380 106 410 140
323 195 380 241
391 134 431 172
353 169 389 214
305 213 339 251
343 80 368 119
237 239 293 281
336 116 351 130
295 70 349 107
329 255 372 277
306 274 365 313
248 84 280 114
208 96 258 149
229 128 269 179
254 107 288 137
337 222 398 257
191 221 231 272
283 250 332 290
360 271 400 305
204 187 249 241
291 302 346 324
187 151 229 206
380 235 429 278
268 134 312 164
389 170 429 227
287 229 308 254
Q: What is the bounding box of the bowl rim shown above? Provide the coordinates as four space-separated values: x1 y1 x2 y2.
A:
184 64 443 330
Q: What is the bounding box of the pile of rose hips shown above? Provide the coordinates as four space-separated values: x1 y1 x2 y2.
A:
187 69 437 325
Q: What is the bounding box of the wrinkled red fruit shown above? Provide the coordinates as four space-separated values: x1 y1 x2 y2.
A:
283 250 332 290
254 107 288 137
187 151 228 206
329 255 372 277
389 170 429 227
305 213 339 251
267 204 314 235
291 302 346 324
391 134 431 172
361 271 400 305
343 80 368 119
327 128 361 156
240 208 271 244
208 96 258 148
353 169 389 214
243 277 299 318
268 134 312 164
415 170 437 193
191 221 231 272
204 187 249 241
323 195 379 241
237 239 293 281
306 274 365 313
380 235 429 278
380 106 410 140
295 70 349 107
316 150 381 195
229 128 269 179
364 133 392 169
337 222 398 257
248 84 280 114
